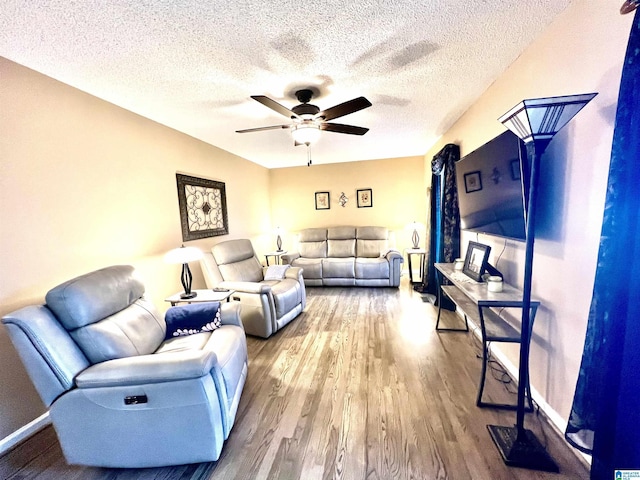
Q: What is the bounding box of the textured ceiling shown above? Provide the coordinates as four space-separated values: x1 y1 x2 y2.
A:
1 1 571 168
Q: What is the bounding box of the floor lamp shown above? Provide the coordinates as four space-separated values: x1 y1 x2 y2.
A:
489 92 597 472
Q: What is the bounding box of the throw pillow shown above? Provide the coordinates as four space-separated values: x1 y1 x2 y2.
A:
165 302 222 339
264 264 290 280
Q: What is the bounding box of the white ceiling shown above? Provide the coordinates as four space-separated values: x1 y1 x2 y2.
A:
1 1 571 169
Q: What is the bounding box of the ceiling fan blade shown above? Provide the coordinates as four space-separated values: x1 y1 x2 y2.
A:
320 123 369 135
317 97 372 121
251 95 297 118
236 124 291 133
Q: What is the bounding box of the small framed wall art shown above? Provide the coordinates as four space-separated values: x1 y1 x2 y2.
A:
357 188 373 208
510 158 521 180
176 173 229 241
315 191 330 210
464 171 482 193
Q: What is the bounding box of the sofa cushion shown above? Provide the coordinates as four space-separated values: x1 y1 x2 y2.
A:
355 257 390 279
212 239 255 265
218 257 263 283
70 297 166 364
327 226 356 240
46 265 145 330
291 258 322 279
356 227 389 257
298 228 327 242
328 239 356 258
356 226 388 240
322 258 355 278
356 239 385 258
299 241 327 258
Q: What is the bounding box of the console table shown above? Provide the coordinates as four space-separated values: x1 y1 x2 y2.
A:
434 263 538 411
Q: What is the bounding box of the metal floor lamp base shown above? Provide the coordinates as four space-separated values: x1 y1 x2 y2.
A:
487 425 559 473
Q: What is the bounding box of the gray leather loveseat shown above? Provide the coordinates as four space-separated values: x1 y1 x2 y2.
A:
281 226 403 287
2 265 248 468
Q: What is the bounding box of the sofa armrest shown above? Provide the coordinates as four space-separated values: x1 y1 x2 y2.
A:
284 266 304 280
384 249 404 262
75 350 218 388
219 302 243 328
218 281 271 294
280 252 300 264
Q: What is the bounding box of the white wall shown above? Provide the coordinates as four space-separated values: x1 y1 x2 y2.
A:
269 156 427 255
424 1 633 424
0 57 272 439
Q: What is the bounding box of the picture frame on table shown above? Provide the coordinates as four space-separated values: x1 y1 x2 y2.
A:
176 173 229 242
315 191 330 210
462 241 492 282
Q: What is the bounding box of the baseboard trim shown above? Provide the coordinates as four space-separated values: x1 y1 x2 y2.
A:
0 412 51 455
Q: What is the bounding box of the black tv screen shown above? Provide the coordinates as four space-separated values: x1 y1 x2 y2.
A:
456 131 528 241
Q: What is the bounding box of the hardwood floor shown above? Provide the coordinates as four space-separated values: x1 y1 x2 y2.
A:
0 279 590 479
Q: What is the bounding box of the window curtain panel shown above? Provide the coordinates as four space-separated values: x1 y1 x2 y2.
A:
423 143 461 300
565 10 640 478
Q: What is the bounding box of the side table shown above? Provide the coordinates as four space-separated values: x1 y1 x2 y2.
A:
165 289 235 306
265 250 287 266
405 248 426 283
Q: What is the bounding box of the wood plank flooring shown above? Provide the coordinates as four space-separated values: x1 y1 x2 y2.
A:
0 279 590 479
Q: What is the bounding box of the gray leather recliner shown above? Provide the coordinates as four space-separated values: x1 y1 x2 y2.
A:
1 265 248 468
200 239 306 338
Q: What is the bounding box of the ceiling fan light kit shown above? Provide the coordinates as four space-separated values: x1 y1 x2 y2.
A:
237 88 372 152
291 121 321 145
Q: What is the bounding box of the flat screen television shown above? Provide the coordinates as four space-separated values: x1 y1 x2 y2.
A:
456 130 529 241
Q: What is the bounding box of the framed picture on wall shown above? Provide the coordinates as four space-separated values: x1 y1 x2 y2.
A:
357 188 373 208
510 158 521 180
464 171 483 193
176 173 229 241
315 191 330 210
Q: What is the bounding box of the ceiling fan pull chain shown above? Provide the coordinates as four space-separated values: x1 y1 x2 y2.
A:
307 144 312 166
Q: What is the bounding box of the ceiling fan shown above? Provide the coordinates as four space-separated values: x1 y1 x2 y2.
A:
236 89 372 147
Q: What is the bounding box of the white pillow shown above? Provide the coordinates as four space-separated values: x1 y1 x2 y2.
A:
264 265 291 280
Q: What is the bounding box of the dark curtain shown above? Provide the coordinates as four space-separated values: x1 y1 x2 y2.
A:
423 144 461 299
565 10 640 479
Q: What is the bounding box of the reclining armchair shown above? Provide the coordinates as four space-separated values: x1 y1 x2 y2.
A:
200 239 306 338
1 265 248 468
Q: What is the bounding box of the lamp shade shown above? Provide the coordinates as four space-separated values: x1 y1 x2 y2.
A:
292 122 321 145
498 93 597 144
164 246 203 264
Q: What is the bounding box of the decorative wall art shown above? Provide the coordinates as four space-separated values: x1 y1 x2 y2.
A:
464 171 482 193
339 192 348 207
176 173 229 242
510 158 521 180
357 188 373 208
315 191 330 210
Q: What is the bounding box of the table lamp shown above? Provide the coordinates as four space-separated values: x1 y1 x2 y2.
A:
164 245 204 299
275 227 283 252
407 221 423 249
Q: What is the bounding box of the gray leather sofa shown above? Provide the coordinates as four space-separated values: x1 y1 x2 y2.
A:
200 239 306 338
1 265 247 468
281 226 403 287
